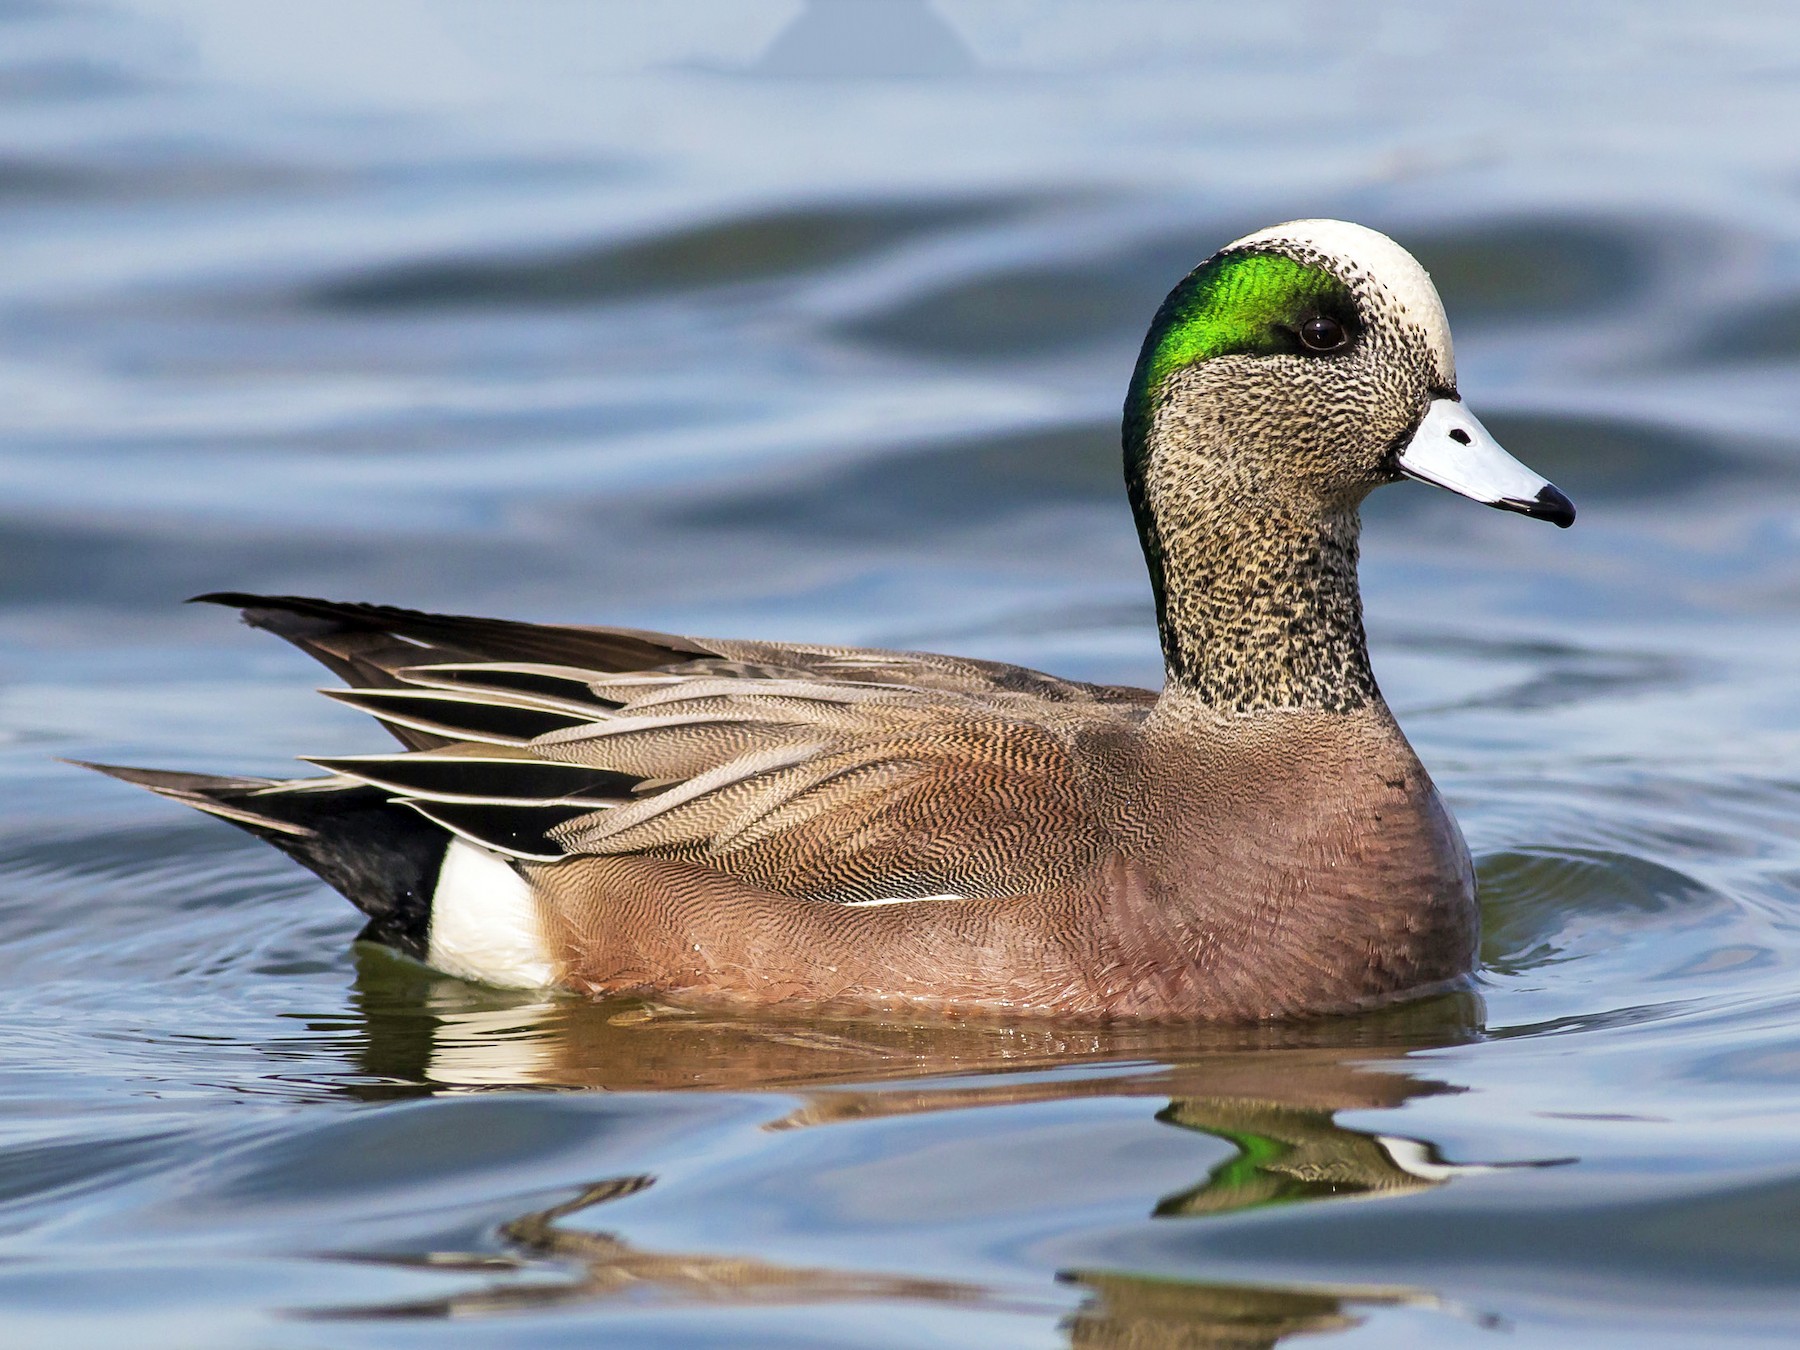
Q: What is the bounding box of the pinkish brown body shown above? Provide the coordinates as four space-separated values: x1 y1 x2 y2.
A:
530 707 1475 1020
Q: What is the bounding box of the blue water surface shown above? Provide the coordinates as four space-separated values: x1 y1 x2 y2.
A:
3 3 1800 1346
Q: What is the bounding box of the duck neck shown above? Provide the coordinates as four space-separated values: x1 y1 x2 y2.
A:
1128 443 1379 717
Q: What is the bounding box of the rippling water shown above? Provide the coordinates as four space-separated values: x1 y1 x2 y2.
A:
4 3 1800 1345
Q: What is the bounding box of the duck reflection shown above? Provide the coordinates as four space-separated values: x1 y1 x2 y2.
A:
313 1173 1009 1321
310 950 1519 1344
339 945 1483 1100
1059 1270 1429 1350
311 1170 1437 1347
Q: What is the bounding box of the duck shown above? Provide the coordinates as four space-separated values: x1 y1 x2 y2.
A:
90 219 1575 1021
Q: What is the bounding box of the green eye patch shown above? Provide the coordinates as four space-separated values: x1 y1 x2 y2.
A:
1128 251 1354 411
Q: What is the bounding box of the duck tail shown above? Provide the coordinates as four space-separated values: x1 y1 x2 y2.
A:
74 762 444 960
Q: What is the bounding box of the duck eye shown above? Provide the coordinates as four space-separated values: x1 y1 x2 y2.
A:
1298 316 1348 353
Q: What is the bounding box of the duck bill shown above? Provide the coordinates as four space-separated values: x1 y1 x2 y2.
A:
1396 398 1576 527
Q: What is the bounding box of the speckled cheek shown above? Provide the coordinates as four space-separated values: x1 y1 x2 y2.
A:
1346 329 1435 477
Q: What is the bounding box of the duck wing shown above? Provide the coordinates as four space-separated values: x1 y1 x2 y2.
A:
201 594 1147 904
198 593 1151 714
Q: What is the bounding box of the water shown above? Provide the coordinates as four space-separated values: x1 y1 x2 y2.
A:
3 2 1800 1344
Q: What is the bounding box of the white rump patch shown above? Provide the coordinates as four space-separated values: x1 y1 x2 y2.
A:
1226 218 1455 386
427 838 557 990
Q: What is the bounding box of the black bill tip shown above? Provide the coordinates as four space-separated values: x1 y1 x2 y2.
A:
1530 483 1577 528
1497 483 1577 529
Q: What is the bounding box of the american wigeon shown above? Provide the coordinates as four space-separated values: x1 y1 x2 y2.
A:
91 220 1574 1020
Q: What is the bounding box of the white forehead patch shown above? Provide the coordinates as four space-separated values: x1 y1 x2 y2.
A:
1226 219 1455 386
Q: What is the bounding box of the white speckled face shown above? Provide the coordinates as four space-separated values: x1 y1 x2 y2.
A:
1127 214 1575 549
1225 219 1456 389
1214 219 1573 527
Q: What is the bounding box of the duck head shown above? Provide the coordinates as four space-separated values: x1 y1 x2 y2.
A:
1124 219 1574 713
